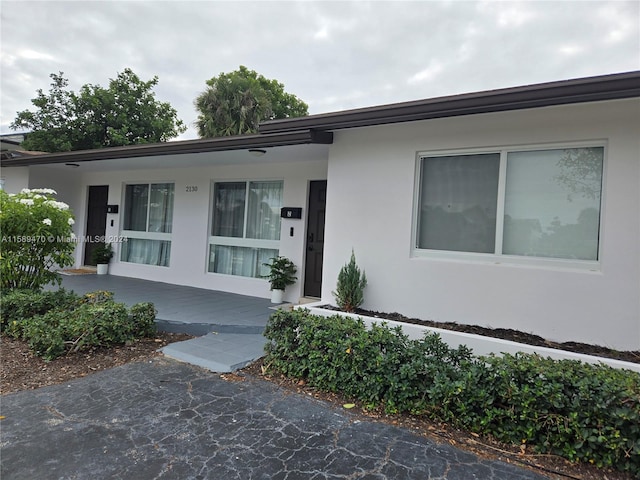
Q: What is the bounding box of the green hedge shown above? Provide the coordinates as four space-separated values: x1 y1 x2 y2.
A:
1 289 157 361
0 288 80 331
263 309 640 475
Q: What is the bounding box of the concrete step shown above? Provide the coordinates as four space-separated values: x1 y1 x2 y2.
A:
161 333 267 373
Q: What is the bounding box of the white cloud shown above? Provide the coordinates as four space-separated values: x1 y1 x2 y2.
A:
558 44 585 56
596 4 638 44
314 26 330 41
496 4 536 28
408 61 445 85
17 49 56 62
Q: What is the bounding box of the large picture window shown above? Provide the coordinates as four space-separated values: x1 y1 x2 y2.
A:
121 182 174 266
416 146 604 264
209 180 283 277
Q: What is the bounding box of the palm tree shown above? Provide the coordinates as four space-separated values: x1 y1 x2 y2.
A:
195 70 270 137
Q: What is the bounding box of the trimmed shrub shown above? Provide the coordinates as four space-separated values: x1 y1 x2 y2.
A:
0 288 81 335
463 354 640 471
1 288 157 361
129 302 157 338
263 309 640 475
23 301 128 360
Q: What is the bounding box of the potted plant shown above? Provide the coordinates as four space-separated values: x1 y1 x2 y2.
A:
263 256 297 303
92 242 114 275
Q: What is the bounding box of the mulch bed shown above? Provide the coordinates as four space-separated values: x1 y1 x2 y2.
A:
319 305 640 364
0 332 193 395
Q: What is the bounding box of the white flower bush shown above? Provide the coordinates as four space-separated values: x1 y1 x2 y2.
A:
21 188 57 195
43 200 70 210
0 189 76 290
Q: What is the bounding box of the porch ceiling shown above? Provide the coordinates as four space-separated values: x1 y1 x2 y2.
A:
1 129 332 172
21 143 330 173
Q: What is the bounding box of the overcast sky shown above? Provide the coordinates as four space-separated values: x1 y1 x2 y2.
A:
1 0 639 140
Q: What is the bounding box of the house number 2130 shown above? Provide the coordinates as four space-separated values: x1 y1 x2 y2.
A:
186 186 198 192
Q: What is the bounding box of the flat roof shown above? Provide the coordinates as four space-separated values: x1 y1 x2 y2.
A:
3 71 637 168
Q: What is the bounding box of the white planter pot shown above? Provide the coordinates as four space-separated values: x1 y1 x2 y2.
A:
96 264 109 275
271 289 284 304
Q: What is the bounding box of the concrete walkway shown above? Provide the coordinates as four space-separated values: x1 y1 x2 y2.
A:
55 274 278 372
1 358 549 480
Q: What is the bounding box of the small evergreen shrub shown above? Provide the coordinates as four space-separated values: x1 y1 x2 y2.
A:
263 309 640 475
332 250 367 312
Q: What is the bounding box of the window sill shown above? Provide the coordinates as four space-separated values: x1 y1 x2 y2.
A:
411 250 602 273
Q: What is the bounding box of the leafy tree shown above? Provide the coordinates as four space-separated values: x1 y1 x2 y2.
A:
11 69 186 152
195 66 308 137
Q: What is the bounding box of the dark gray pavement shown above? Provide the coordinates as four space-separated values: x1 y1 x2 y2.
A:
1 358 549 480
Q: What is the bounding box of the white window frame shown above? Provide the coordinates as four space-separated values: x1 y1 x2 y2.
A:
120 181 174 266
412 141 607 271
208 179 283 276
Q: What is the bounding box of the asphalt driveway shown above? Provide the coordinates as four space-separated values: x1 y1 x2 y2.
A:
1 358 548 480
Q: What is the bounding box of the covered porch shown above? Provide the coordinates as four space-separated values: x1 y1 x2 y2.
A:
50 274 281 372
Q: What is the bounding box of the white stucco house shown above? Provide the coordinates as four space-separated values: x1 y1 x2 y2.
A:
2 71 639 350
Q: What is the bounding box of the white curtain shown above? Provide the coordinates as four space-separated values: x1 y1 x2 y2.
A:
212 182 246 237
122 239 171 266
209 180 283 277
123 184 148 231
246 181 282 240
210 245 277 277
148 183 174 233
122 182 175 267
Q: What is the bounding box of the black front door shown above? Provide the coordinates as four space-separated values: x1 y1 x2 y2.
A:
84 185 109 265
304 180 327 298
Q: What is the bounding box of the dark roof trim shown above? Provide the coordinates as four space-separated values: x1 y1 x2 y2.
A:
260 71 640 133
1 129 333 167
